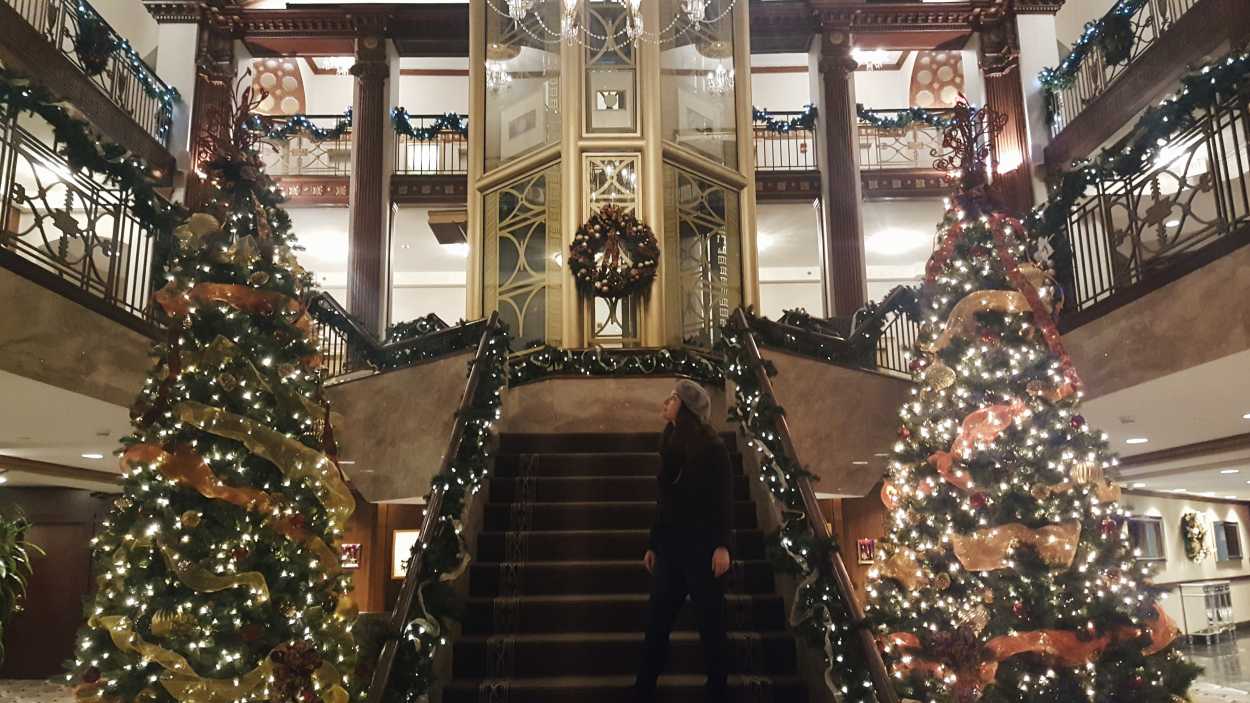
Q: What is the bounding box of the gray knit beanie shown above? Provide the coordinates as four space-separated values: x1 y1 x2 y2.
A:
674 379 712 425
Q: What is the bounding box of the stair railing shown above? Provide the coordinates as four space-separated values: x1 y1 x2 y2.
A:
727 308 899 703
365 310 503 703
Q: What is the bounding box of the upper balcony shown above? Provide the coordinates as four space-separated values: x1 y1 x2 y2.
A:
0 0 177 175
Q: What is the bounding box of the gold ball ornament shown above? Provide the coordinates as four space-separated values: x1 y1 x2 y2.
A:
217 373 238 391
922 361 956 391
181 510 202 528
248 271 271 287
1031 483 1052 500
1070 460 1105 485
149 609 196 639
934 573 952 591
982 588 995 603
961 605 990 635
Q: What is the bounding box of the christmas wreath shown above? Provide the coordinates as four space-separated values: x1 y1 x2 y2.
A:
569 204 659 299
1181 512 1210 562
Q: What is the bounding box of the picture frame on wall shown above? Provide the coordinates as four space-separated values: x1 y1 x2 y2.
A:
339 543 362 570
392 529 422 580
500 88 547 161
586 68 636 133
856 538 877 565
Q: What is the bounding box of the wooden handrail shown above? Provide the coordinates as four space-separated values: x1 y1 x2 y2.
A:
307 292 483 367
364 311 501 703
729 308 899 703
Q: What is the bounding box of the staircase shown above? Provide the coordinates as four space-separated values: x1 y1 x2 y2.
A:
443 432 809 703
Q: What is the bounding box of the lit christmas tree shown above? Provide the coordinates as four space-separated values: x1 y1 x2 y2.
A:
866 103 1199 703
68 82 357 703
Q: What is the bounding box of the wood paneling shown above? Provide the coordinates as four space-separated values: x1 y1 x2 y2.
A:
836 487 888 608
0 488 109 678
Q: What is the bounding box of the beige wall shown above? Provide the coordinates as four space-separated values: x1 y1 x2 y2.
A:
1121 491 1250 628
0 269 151 407
326 351 473 501
766 348 911 497
1065 242 1250 399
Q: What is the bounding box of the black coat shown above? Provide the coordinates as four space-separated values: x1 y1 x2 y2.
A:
648 424 734 552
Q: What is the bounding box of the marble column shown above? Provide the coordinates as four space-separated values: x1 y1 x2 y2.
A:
808 29 866 318
977 15 1035 216
347 35 391 337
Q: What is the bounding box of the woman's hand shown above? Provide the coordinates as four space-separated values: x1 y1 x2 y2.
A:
712 547 730 577
643 549 657 574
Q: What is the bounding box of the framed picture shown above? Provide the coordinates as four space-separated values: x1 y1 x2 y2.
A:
856 538 877 565
392 529 422 580
586 68 636 133
339 543 361 570
500 88 548 161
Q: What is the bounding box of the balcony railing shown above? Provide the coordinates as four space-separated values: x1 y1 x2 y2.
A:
1046 0 1201 137
1053 85 1250 315
3 0 176 146
859 109 951 171
393 113 468 175
0 114 169 330
256 115 353 177
753 111 817 171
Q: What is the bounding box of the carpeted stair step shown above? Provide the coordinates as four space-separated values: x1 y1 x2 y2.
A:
477 529 766 562
488 475 751 503
482 500 758 532
442 674 807 703
469 559 776 597
461 593 786 635
499 433 737 455
452 631 798 678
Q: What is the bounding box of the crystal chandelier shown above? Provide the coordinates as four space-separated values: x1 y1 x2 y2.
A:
703 61 734 95
486 61 513 92
499 0 726 46
321 57 355 76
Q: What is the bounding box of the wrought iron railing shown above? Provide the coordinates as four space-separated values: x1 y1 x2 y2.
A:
306 292 485 383
3 0 177 146
859 109 951 170
256 115 353 177
1049 86 1250 316
393 113 469 175
754 286 921 379
0 114 169 331
1047 0 1201 137
753 111 817 171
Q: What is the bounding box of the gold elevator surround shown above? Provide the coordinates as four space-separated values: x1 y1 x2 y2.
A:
467 0 759 349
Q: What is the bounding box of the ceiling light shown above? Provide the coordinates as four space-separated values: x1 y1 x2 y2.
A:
1220 469 1240 474
444 243 469 258
1171 488 1188 493
851 460 868 466
338 460 356 465
1165 219 1181 228
1202 491 1217 497
81 453 105 460
0 475 7 485
1227 496 1237 500
1125 438 1149 445
756 233 776 253
1243 412 1250 420
1131 482 1146 488
874 452 889 457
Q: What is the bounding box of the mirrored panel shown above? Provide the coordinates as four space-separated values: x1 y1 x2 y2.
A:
659 0 737 168
484 165 563 347
663 163 740 348
584 1 638 134
484 4 562 171
585 155 642 346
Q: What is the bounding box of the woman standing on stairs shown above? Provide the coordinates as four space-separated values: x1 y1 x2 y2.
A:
633 379 734 702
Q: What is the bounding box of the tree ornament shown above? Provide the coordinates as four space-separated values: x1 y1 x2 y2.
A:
1071 415 1086 429
1012 601 1026 618
240 623 265 642
568 204 659 300
970 492 989 509
898 426 911 440
149 609 195 639
922 361 956 390
934 573 952 591
83 667 101 684
1101 518 1119 537
217 372 239 391
1030 483 1051 500
180 510 202 528
248 270 271 287
1070 460 1104 485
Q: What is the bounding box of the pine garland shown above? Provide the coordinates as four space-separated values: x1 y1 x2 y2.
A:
507 345 725 387
856 104 954 130
752 104 817 133
1039 0 1152 124
247 109 352 142
390 108 468 140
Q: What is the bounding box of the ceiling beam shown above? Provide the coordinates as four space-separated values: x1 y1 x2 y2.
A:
0 454 121 487
1119 433 1250 470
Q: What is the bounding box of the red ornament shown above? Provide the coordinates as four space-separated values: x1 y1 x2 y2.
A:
898 426 911 440
979 329 1001 345
240 623 265 642
232 547 249 561
1101 518 1119 537
83 667 101 684
290 514 307 530
1071 415 1086 429
970 492 989 509
1012 601 1026 617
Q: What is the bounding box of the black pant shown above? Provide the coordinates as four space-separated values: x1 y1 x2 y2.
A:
634 531 729 702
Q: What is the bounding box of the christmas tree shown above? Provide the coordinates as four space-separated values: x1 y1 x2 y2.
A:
68 82 357 703
866 104 1199 703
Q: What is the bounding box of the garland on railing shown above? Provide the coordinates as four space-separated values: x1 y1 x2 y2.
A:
856 104 954 130
508 345 725 387
73 0 180 139
306 299 484 374
247 108 352 142
719 326 877 703
1027 50 1250 242
391 107 469 140
0 65 182 256
752 104 817 133
1039 0 1151 123
385 313 450 344
386 322 510 703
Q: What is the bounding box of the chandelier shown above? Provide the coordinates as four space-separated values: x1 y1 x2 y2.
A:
703 61 734 95
494 0 736 47
486 61 513 92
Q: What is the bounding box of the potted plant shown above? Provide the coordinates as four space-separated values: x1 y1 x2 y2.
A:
0 509 42 664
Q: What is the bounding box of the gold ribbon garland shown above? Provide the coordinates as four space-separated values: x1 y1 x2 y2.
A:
928 400 1030 492
918 291 1030 354
158 542 270 602
173 401 354 531
950 521 1081 571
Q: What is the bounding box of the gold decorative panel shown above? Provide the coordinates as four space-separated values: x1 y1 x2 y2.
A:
585 155 641 346
663 164 740 349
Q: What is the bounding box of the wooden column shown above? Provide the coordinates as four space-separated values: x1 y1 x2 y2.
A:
185 15 234 211
978 14 1035 216
809 29 866 317
347 36 391 337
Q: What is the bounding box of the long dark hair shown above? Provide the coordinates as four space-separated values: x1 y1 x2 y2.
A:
663 401 717 459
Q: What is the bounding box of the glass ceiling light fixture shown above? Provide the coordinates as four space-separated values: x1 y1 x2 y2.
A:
681 0 707 21
703 61 735 96
321 57 355 76
486 61 513 92
491 0 734 48
561 0 580 42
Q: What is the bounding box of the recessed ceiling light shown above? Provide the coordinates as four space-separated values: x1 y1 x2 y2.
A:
81 453 105 460
1220 469 1240 474
1243 412 1250 420
851 460 869 466
1125 438 1149 445
338 460 356 465
1131 482 1146 488
1165 219 1181 228
1227 496 1237 500
874 453 889 457
1202 491 1218 497
1171 488 1189 493
0 475 7 485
